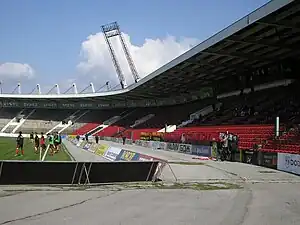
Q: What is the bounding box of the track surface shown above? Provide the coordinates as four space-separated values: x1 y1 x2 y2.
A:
1 140 300 225
63 140 108 162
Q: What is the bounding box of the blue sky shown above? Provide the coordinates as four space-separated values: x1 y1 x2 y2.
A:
0 0 270 93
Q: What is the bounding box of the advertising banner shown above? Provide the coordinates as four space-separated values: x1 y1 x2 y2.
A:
191 145 212 157
94 144 109 156
79 141 87 148
167 143 179 151
103 147 122 161
116 150 140 161
261 152 277 168
77 140 83 147
83 143 92 151
178 144 192 154
277 153 300 175
141 141 151 148
138 154 161 162
157 142 166 150
89 143 98 153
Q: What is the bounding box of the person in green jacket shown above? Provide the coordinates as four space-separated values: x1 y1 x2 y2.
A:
54 132 62 153
47 133 55 156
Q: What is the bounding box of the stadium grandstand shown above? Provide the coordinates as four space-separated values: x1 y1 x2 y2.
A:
0 0 300 154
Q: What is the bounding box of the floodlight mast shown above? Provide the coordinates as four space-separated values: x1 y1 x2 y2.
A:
102 22 140 89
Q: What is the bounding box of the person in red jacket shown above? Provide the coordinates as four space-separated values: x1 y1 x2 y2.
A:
40 132 46 152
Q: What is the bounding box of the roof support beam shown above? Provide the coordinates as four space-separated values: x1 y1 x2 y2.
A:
256 21 300 31
225 36 295 51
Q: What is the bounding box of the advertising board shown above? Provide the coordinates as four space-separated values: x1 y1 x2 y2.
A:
94 144 109 156
83 143 92 151
116 150 140 161
103 147 122 161
277 153 300 175
167 143 179 151
138 154 161 162
191 145 212 157
178 144 192 154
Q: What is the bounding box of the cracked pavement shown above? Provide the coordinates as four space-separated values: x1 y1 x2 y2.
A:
1 143 300 224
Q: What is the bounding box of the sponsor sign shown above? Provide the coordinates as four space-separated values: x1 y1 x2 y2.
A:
116 150 140 161
278 153 300 175
167 143 179 151
79 141 86 148
103 147 122 161
83 143 92 151
262 152 277 168
158 142 167 150
94 144 109 156
76 140 83 147
141 141 150 148
191 145 211 157
179 144 192 154
138 154 161 162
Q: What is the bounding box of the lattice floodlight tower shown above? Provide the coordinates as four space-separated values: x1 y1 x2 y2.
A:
101 22 140 89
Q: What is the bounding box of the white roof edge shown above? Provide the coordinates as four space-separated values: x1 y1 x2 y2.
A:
0 89 128 99
127 0 292 90
0 0 292 100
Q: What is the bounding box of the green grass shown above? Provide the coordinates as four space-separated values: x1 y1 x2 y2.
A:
0 137 71 161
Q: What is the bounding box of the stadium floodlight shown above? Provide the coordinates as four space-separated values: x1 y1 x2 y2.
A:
0 81 2 94
101 22 140 88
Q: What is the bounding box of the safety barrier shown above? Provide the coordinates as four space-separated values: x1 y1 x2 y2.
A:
0 160 159 185
74 136 300 176
67 136 168 180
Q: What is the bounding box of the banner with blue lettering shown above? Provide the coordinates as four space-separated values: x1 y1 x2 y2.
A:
191 145 212 157
116 150 140 161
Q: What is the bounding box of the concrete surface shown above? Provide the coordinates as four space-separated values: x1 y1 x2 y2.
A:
63 140 108 162
1 140 299 224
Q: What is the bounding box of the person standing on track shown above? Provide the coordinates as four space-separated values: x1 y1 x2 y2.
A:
15 131 24 156
29 132 34 143
40 132 46 152
54 132 61 153
48 133 55 156
34 132 40 153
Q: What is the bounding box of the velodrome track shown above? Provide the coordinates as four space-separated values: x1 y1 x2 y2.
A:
0 141 300 224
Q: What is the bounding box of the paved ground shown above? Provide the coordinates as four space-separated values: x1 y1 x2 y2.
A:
1 140 299 225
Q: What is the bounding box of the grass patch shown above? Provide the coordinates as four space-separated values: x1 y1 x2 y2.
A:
169 161 205 165
0 137 71 161
259 170 277 174
112 181 242 191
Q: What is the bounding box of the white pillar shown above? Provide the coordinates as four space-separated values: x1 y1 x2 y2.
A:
90 83 95 93
276 116 280 137
72 83 78 94
37 84 41 94
17 83 21 94
55 84 60 94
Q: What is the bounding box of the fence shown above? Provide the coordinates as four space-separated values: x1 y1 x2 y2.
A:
0 160 159 185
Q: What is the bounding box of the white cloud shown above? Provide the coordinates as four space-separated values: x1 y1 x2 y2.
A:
0 62 35 81
77 32 199 88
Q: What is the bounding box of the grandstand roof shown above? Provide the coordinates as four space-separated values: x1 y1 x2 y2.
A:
0 0 299 103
